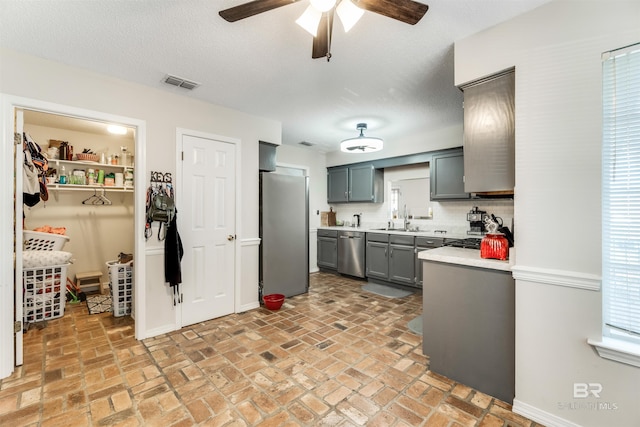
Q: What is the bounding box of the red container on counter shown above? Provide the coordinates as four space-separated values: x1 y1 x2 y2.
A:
480 233 509 260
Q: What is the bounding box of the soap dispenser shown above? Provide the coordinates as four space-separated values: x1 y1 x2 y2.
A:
59 165 67 184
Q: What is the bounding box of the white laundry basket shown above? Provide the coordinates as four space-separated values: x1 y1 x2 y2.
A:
107 260 133 317
23 231 70 251
23 263 68 323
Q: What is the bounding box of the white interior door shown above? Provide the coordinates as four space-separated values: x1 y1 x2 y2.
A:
180 133 236 326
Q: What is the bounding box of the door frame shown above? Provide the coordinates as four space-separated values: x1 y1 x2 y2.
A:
175 127 242 326
0 94 147 379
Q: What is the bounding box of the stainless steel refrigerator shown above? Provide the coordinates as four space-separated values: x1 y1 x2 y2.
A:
259 172 309 298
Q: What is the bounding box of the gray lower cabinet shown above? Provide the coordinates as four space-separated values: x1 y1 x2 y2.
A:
317 229 338 270
422 260 515 403
366 233 389 280
367 233 418 287
430 148 470 200
414 236 445 287
389 235 415 285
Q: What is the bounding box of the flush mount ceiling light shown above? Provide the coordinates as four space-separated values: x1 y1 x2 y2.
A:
341 123 383 153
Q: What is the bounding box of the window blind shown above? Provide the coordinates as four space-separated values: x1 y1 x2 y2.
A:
602 43 640 343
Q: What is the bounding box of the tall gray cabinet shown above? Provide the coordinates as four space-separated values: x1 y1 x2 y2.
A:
461 69 515 193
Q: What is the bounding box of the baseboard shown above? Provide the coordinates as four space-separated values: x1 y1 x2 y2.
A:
143 324 178 339
238 301 260 313
513 399 582 427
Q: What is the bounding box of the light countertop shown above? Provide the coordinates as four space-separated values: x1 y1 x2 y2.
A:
317 226 471 240
418 246 514 272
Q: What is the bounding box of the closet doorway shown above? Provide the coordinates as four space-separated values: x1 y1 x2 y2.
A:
5 96 147 372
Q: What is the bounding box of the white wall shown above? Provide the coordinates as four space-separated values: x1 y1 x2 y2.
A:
1 48 281 341
455 1 640 426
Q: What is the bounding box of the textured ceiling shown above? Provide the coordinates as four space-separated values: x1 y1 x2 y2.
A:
0 0 550 153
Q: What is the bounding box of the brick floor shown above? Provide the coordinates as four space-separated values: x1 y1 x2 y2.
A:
0 272 545 426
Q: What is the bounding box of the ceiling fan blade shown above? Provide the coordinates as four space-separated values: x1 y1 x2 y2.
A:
312 11 334 59
355 0 428 25
219 0 301 22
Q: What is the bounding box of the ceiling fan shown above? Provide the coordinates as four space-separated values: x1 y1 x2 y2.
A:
219 0 429 61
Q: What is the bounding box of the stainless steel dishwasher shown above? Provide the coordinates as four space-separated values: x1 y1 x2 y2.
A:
338 230 365 278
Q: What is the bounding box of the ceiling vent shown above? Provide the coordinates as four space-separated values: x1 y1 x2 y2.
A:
163 74 200 90
299 141 314 147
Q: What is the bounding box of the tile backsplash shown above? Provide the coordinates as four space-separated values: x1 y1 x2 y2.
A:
330 199 514 236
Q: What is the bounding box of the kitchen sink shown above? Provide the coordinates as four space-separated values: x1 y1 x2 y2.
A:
371 227 418 232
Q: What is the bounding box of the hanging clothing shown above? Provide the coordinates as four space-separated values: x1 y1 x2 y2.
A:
23 150 40 207
164 210 183 305
23 132 49 201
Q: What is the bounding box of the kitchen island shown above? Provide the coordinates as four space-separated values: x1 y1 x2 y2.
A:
418 247 515 403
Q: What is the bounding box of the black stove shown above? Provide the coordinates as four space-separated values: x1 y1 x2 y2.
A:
444 237 482 250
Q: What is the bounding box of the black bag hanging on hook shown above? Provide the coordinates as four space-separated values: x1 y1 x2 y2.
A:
145 182 175 241
148 192 175 224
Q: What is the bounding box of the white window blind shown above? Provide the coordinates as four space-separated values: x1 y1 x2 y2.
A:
602 43 640 344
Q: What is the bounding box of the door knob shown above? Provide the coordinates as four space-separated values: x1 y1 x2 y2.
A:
227 234 236 241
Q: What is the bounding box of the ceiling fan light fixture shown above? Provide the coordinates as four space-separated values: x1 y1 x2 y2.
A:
309 0 336 13
340 123 383 153
296 5 323 37
336 0 364 32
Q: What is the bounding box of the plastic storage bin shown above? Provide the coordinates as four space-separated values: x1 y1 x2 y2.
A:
23 231 70 251
107 260 133 317
23 263 68 323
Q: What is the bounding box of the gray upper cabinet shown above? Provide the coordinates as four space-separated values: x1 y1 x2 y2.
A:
327 164 383 203
327 167 349 203
430 148 470 200
349 164 383 202
461 69 515 194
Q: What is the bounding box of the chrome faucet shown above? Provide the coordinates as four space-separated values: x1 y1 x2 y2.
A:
403 205 410 230
353 213 362 228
